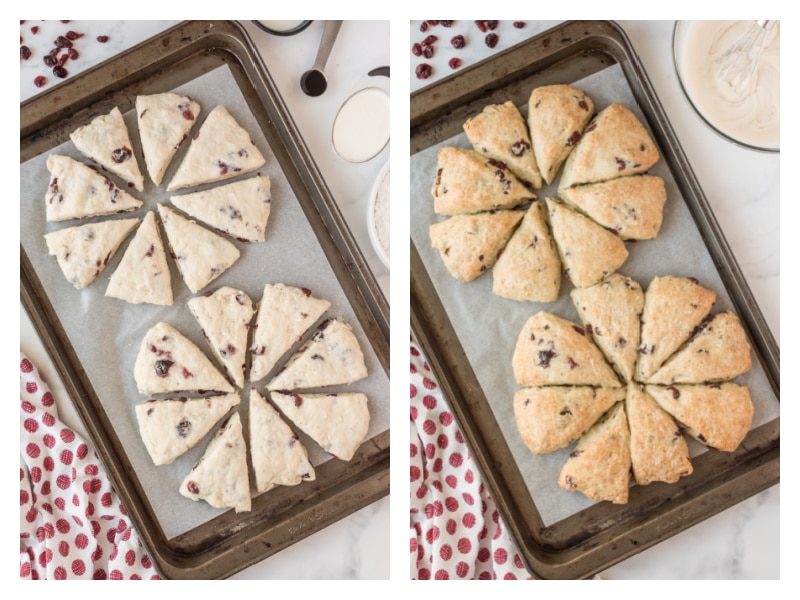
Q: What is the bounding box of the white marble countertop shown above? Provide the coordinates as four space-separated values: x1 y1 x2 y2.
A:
410 20 779 579
20 19 389 580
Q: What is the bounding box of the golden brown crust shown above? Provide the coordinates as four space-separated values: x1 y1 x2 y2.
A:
626 382 693 485
492 202 561 302
513 386 625 454
430 210 524 283
463 101 542 189
558 175 667 240
559 103 660 190
647 311 752 384
557 402 631 504
512 311 622 388
431 146 535 216
546 198 628 289
645 383 754 452
527 85 595 185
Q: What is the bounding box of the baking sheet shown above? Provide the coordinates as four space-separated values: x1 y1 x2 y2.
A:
410 62 779 526
21 64 389 539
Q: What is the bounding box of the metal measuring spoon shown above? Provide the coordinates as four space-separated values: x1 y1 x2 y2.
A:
300 20 343 97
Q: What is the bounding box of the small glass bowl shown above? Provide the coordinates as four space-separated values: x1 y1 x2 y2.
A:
251 21 313 36
672 20 779 153
367 161 390 269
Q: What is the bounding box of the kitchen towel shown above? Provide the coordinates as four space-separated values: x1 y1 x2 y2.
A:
410 335 533 580
20 352 160 580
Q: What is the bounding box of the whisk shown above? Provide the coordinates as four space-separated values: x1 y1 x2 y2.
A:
717 20 777 93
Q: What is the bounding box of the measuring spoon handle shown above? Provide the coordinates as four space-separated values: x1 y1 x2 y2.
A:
312 20 343 71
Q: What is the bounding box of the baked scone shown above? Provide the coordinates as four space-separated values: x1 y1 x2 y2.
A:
133 321 234 395
635 276 717 382
249 284 331 383
431 146 535 216
558 175 667 240
44 217 140 289
492 201 561 302
170 175 272 243
463 101 543 189
249 389 315 493
645 383 754 452
45 155 143 222
267 318 368 391
167 105 266 191
70 106 145 191
157 204 241 294
105 211 173 306
546 197 628 288
134 392 240 465
625 382 692 486
570 273 644 382
513 386 625 454
180 412 251 513
430 210 524 283
557 402 631 505
559 103 660 190
271 391 370 461
136 92 201 186
512 311 621 388
647 311 752 384
187 286 254 389
527 85 594 186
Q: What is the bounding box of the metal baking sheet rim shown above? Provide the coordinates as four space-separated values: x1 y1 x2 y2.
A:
20 20 389 580
410 20 779 580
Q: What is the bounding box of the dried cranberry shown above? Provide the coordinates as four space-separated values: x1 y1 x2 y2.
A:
422 45 434 58
451 34 465 49
475 20 488 32
485 20 499 30
537 350 555 368
34 75 47 88
111 147 132 163
566 131 582 146
52 65 68 79
422 34 438 46
441 21 454 27
176 420 191 437
54 35 73 48
20 45 31 60
485 33 499 48
96 35 109 43
43 54 57 67
449 57 462 69
411 43 422 56
513 21 526 28
415 63 433 79
425 20 440 26
154 359 174 378
420 22 429 32
68 48 79 60
65 30 84 41
186 481 199 494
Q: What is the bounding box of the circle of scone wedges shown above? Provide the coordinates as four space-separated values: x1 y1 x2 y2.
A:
43 96 371 514
429 85 755 504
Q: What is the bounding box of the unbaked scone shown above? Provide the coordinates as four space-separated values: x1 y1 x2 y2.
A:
492 201 561 302
512 311 621 388
546 197 628 289
557 402 631 505
645 382 754 452
180 412 250 513
527 85 594 186
635 276 717 382
70 106 144 191
559 103 659 190
430 210 524 283
463 100 542 189
626 382 692 485
431 146 535 216
558 175 667 240
513 386 625 454
44 217 140 289
570 273 644 382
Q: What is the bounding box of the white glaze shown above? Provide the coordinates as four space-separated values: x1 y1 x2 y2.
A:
332 87 390 163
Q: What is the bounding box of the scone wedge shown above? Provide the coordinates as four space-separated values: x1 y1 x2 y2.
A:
70 106 144 191
430 210 524 283
645 383 754 452
463 100 542 189
492 201 561 302
44 217 140 289
249 389 315 493
180 412 251 513
513 386 625 454
134 392 240 465
136 92 201 186
271 391 370 461
557 402 631 504
431 146 535 216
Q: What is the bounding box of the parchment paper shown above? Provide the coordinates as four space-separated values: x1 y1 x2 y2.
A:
21 65 389 539
410 63 779 526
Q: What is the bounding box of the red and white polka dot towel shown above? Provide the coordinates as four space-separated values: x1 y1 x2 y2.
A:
19 352 160 580
410 336 533 580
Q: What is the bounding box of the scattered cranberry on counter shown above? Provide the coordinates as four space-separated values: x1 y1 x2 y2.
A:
412 43 422 56
485 32 499 48
449 57 462 70
513 21 526 28
31 26 39 34
451 34 465 49
97 35 109 43
416 63 433 80
34 75 48 87
20 45 31 60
